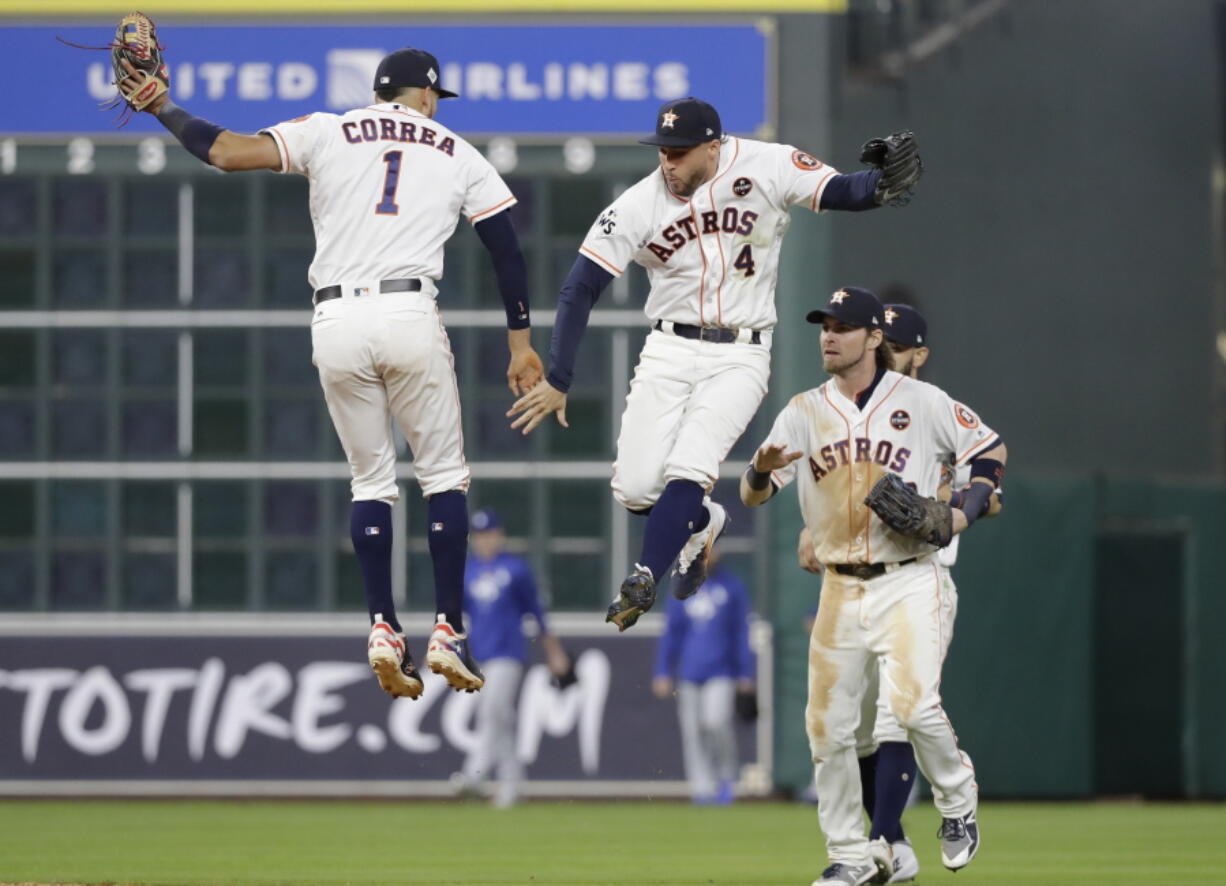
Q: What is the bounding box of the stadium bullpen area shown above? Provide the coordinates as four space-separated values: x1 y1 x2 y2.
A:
0 799 1221 885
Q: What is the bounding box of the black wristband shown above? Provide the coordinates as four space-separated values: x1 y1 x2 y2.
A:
155 101 224 165
746 465 772 491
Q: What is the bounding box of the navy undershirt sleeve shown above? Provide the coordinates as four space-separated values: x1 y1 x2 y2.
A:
819 169 882 212
547 255 614 393
473 211 530 330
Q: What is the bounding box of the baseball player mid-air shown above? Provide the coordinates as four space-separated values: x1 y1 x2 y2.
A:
110 19 542 699
798 301 1002 883
507 97 922 631
742 287 1005 886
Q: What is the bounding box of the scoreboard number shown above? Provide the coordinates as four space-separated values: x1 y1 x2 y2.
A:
138 138 167 175
67 138 96 175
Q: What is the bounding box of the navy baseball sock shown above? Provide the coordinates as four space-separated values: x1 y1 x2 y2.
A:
858 751 879 821
350 500 398 633
869 741 917 843
636 479 705 580
427 490 468 632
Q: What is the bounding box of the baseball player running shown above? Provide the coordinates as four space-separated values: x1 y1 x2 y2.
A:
507 97 921 632
113 29 541 699
798 302 1002 883
742 287 1006 886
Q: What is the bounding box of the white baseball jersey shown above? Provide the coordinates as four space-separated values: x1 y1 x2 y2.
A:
579 137 838 331
263 102 516 290
763 371 998 565
938 463 971 568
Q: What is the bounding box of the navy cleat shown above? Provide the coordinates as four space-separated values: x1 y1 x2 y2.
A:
426 614 485 692
606 564 656 632
939 810 980 871
671 500 728 600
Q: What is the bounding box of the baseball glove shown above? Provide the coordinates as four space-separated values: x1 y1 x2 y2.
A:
112 13 169 117
864 473 953 547
860 130 922 207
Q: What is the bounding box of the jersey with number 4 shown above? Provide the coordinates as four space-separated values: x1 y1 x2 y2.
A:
762 371 999 566
579 137 838 332
262 102 516 290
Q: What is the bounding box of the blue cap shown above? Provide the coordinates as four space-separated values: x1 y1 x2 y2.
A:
374 48 458 98
471 509 501 532
639 97 722 148
883 303 928 347
806 286 885 330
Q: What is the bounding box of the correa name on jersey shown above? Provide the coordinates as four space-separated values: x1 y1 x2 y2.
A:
340 116 456 156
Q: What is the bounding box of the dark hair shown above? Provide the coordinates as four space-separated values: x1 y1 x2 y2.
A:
375 86 410 103
874 336 895 371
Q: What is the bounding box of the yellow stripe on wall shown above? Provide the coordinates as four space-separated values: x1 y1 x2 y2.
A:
5 0 846 14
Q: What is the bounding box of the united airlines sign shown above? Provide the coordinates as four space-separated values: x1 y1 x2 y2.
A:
4 23 772 137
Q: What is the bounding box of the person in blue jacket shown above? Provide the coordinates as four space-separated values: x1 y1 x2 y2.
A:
652 550 756 804
453 508 569 807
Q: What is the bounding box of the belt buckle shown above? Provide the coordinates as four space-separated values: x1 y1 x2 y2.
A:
699 327 722 343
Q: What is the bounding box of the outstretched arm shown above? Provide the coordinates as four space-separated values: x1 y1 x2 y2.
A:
818 170 882 212
117 58 278 172
507 254 612 434
740 443 803 507
474 212 541 395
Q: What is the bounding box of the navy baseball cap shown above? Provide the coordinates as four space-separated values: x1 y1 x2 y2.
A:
374 48 458 98
883 303 928 347
471 509 502 532
806 287 885 330
639 97 722 148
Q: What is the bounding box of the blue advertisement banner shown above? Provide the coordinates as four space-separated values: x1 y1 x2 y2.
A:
3 23 771 137
0 627 762 795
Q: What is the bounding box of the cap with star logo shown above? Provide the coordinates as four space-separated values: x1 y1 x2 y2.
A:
373 48 458 98
806 286 885 329
639 97 722 147
882 303 928 347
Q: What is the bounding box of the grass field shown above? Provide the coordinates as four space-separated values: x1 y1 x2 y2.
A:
0 799 1222 885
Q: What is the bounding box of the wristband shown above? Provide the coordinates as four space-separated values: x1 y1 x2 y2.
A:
155 101 224 165
746 465 772 491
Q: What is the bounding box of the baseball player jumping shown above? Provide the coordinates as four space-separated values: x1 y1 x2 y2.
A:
507 97 922 631
798 301 1002 883
112 30 542 698
743 287 1006 886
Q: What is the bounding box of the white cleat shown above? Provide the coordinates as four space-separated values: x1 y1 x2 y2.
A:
426 614 485 692
868 837 893 885
887 839 919 883
367 614 423 699
939 810 980 871
672 499 728 600
811 862 877 886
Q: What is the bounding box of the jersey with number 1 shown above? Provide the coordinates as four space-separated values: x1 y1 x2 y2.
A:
262 102 516 290
579 137 838 332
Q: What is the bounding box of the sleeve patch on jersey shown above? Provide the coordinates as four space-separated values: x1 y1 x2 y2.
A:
954 403 980 429
889 409 911 430
792 150 823 171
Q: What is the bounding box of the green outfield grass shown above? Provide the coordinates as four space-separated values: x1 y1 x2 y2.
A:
0 799 1221 885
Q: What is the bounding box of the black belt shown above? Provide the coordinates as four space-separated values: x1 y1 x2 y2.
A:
832 557 918 581
312 278 423 306
654 319 761 345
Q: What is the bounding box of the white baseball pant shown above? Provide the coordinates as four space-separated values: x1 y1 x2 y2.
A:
676 677 739 800
807 557 976 866
856 566 960 754
310 286 470 504
611 329 770 510
461 657 524 806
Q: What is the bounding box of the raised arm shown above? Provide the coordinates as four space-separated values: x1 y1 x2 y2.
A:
473 212 541 395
